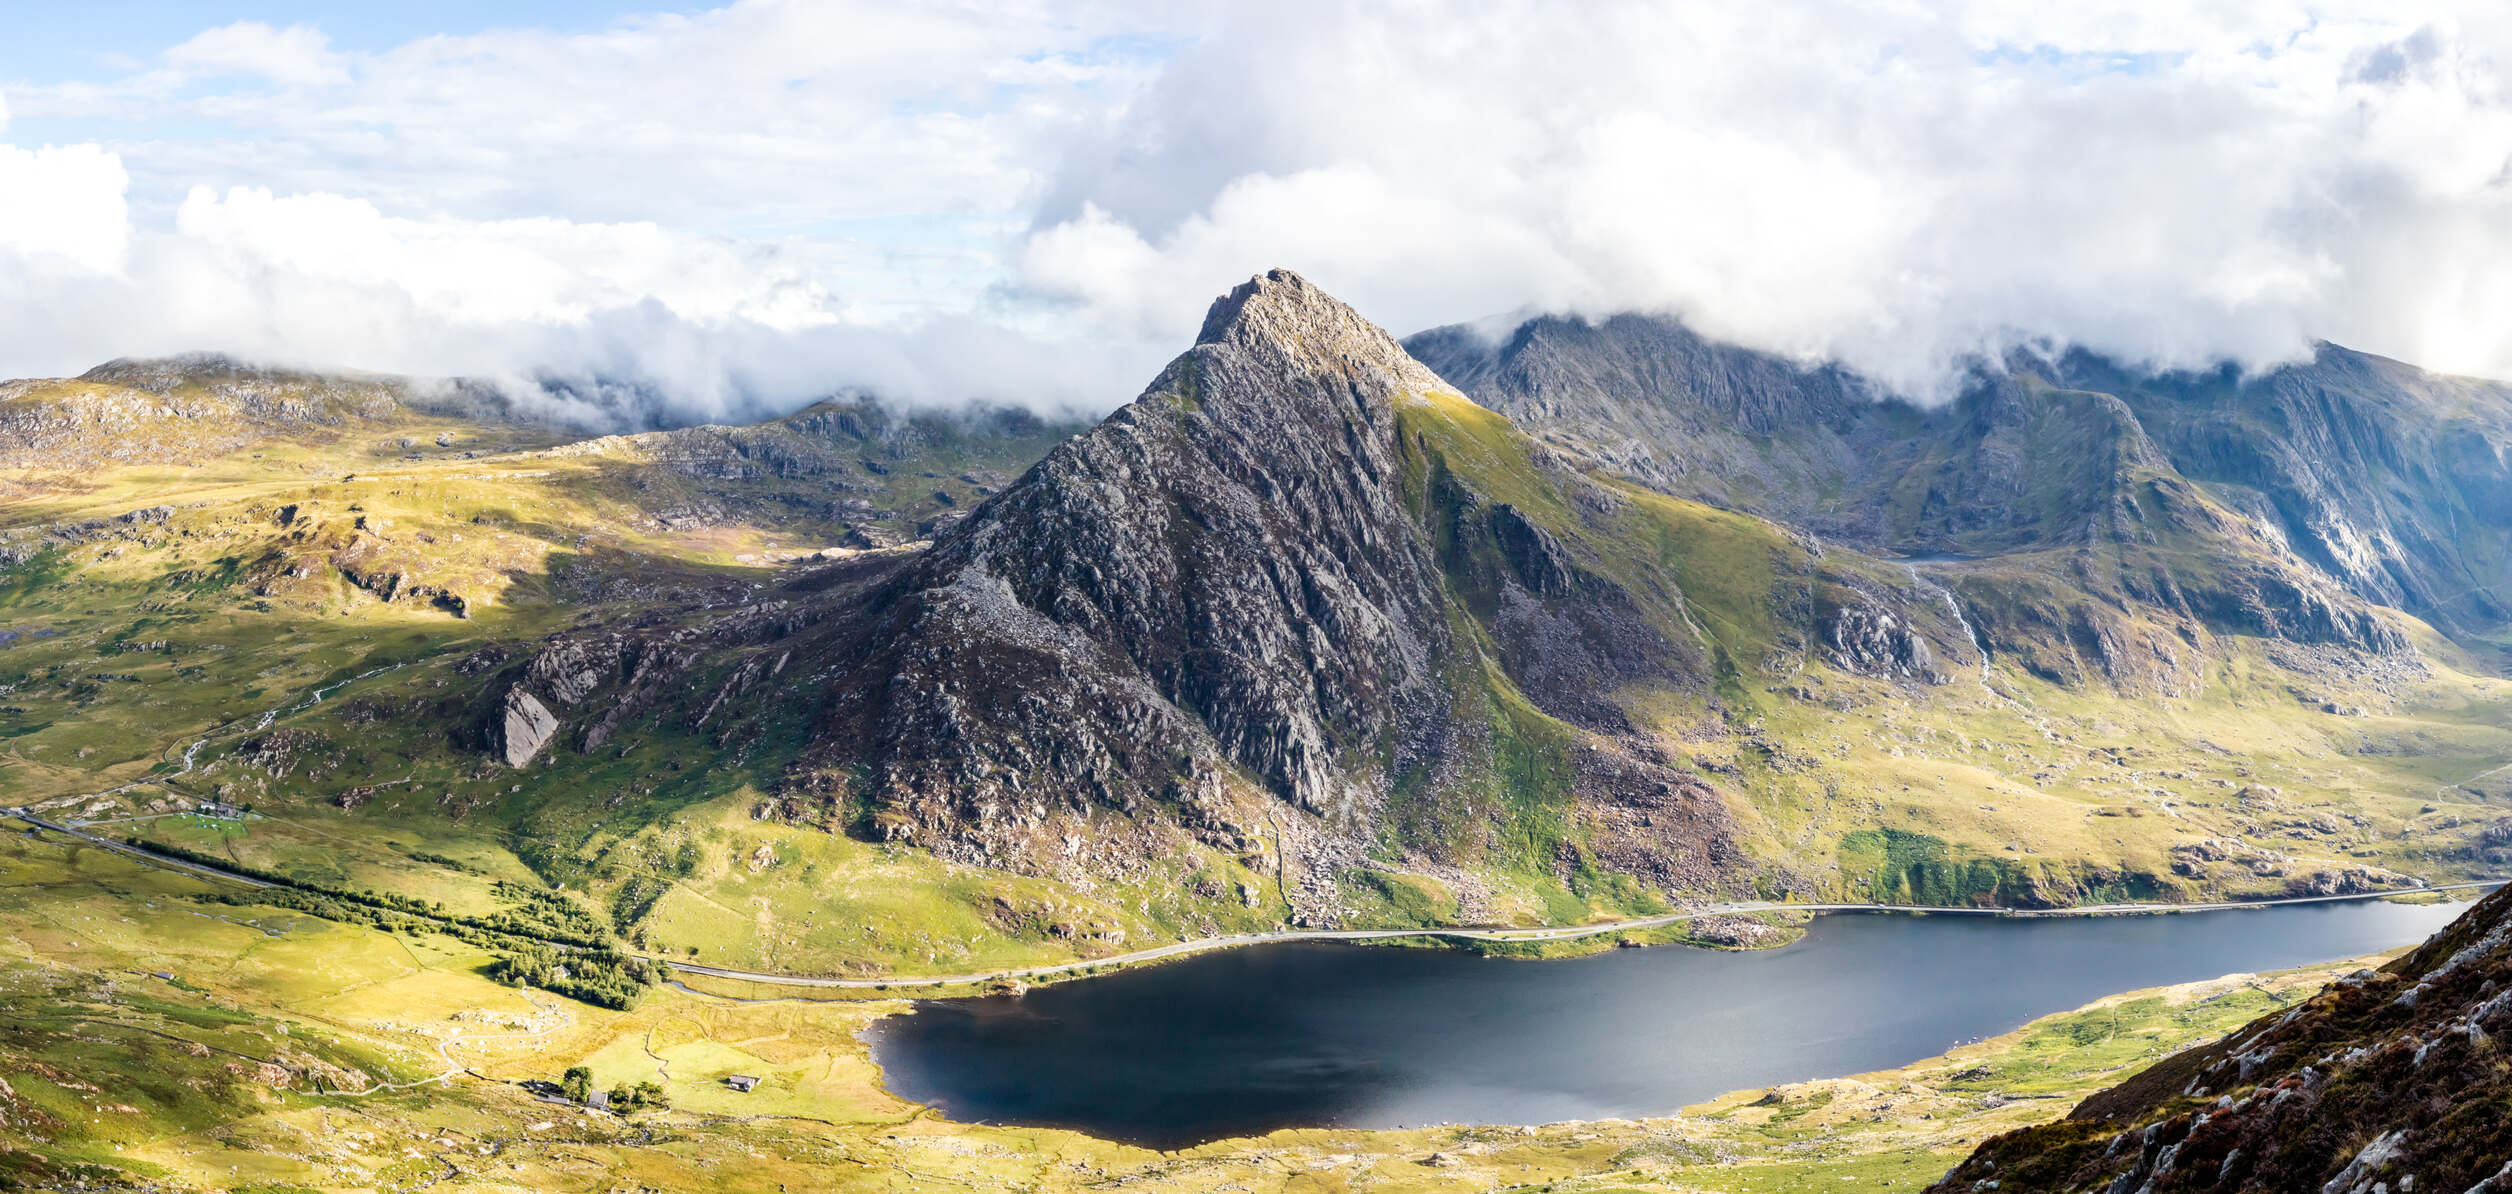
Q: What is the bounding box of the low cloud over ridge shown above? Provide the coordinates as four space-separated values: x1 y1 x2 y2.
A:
6 1 2512 422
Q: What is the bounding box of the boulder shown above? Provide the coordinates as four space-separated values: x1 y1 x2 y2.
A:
499 688 561 768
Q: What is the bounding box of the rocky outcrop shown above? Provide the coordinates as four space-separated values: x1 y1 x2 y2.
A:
1487 502 1578 598
1823 601 1943 683
1931 884 2512 1193
481 587 839 768
497 689 561 767
2281 865 2418 898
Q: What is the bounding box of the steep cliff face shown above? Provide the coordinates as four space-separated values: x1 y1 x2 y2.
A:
1404 313 1871 523
1933 884 2512 1193
815 271 1459 846
1409 314 2435 673
2057 344 2512 637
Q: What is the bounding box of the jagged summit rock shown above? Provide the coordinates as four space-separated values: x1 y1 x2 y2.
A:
1192 268 1464 404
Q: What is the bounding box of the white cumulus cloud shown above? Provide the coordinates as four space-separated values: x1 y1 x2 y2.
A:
162 22 350 87
1018 1 2512 396
7 0 2512 419
0 140 129 275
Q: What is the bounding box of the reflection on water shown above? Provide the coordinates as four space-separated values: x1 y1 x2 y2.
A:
870 898 2470 1148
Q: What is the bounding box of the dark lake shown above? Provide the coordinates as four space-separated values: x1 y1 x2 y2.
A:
868 898 2472 1148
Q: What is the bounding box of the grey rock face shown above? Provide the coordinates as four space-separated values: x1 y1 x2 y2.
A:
499 689 560 768
1935 884 2512 1193
1487 503 1577 597
1406 313 1868 526
2055 343 2512 636
818 271 1461 860
747 271 1754 910
1410 313 2457 666
1824 602 1943 683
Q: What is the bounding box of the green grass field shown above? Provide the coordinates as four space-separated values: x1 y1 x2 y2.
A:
0 826 2454 1192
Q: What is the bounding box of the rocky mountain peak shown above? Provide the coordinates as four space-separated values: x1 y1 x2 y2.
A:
1192 268 1460 409
75 353 358 395
794 271 1470 893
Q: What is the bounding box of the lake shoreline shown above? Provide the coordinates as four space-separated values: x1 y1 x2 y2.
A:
662 881 2502 999
866 893 2483 1147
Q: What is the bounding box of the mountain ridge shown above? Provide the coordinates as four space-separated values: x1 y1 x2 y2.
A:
1407 312 2512 652
5 270 2507 977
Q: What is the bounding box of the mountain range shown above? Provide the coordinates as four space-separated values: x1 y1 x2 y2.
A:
8 268 2512 1192
4 269 2510 967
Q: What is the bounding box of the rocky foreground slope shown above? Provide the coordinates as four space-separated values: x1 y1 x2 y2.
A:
1933 884 2512 1193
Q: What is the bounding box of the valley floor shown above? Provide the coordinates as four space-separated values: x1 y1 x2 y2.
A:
0 826 2474 1193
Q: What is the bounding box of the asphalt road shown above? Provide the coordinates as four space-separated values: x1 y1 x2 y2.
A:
6 808 275 889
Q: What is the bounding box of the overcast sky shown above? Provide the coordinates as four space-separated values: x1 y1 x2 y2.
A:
5 1 2512 424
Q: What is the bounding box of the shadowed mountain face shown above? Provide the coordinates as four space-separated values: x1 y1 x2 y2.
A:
1403 314 1874 526
1408 314 2512 650
1931 884 2512 1194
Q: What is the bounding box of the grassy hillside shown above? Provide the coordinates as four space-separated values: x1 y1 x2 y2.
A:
1 347 2505 985
0 824 2462 1193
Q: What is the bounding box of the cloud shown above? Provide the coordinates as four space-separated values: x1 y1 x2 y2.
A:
0 1 1185 424
0 140 128 274
9 0 2512 420
162 22 349 88
0 169 1157 428
1017 2 2512 397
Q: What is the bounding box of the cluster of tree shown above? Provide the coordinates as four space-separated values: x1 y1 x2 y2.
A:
609 1080 668 1111
161 841 679 1010
486 946 664 1009
488 880 612 943
150 837 610 949
552 1068 668 1113
609 875 670 934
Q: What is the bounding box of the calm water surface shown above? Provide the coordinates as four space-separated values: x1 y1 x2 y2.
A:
869 899 2470 1147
